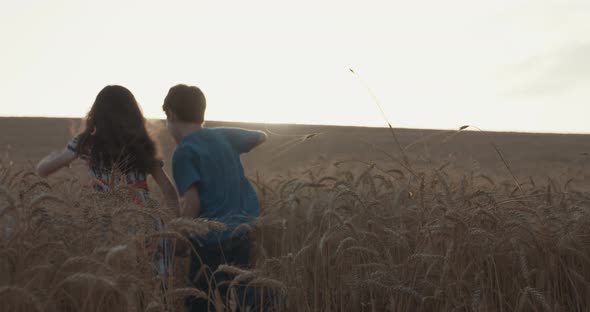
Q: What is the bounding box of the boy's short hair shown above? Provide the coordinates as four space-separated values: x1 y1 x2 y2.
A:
162 84 206 123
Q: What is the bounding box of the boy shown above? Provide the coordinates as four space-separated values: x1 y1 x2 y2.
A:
162 84 267 311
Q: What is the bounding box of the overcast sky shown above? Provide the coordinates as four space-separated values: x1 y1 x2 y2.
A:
1 0 588 133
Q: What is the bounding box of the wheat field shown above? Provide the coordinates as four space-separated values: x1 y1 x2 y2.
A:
1 118 590 311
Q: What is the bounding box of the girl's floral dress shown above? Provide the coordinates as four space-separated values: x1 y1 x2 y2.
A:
67 136 171 275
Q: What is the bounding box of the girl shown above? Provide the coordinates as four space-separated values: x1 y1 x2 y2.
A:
36 85 179 275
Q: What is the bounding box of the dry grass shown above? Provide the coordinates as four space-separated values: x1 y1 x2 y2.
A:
2 156 590 312
2 117 590 311
249 162 590 311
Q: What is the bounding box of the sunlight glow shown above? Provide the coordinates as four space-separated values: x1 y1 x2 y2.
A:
1 0 589 133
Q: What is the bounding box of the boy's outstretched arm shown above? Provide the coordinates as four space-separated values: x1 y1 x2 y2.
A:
224 128 268 154
36 149 77 178
252 131 268 150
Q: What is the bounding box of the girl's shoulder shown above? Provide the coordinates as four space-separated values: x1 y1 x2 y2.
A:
66 136 80 153
66 135 91 159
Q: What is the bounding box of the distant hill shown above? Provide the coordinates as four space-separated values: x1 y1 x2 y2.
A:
2 117 589 181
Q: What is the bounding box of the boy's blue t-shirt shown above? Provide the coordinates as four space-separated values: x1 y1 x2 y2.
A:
172 127 261 244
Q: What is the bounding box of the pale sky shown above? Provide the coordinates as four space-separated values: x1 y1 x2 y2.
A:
1 0 589 133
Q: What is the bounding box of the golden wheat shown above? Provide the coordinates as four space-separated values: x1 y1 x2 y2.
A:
2 157 590 311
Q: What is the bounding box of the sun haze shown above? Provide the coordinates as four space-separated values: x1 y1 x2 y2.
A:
0 0 588 133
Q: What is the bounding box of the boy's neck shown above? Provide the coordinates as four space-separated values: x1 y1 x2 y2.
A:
174 122 204 143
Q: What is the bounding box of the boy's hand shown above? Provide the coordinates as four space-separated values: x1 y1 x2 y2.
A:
174 229 192 257
181 186 201 218
253 131 268 149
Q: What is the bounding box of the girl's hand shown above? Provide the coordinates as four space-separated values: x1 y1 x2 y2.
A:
172 229 192 257
175 235 191 257
151 165 180 215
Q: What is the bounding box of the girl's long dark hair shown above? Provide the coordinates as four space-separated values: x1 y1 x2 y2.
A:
77 85 160 173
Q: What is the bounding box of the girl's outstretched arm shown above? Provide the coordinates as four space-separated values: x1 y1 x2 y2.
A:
152 166 180 215
36 149 77 178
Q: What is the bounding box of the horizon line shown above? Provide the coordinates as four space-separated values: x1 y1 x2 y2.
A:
1 115 589 136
